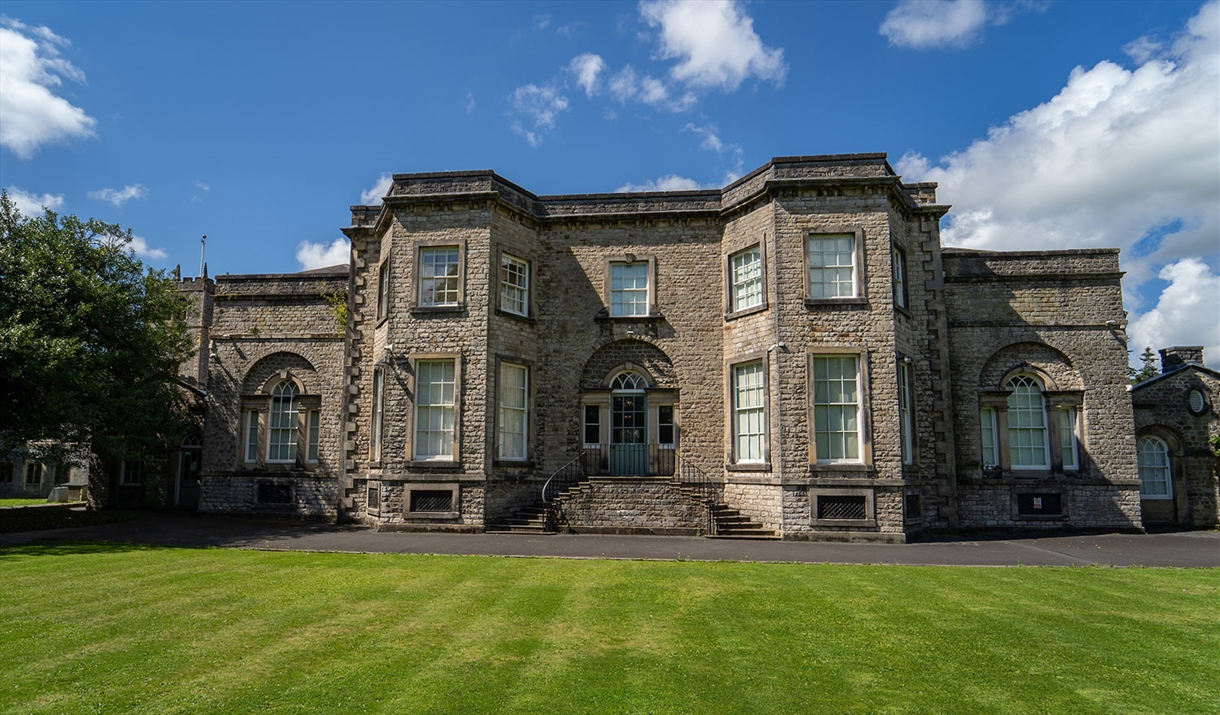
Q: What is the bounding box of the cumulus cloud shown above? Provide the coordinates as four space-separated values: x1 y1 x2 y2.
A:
88 184 147 206
296 237 351 271
0 17 96 158
508 83 569 146
5 185 64 215
879 0 987 49
898 1 1220 365
360 173 392 205
569 53 606 97
1128 258 1220 364
127 234 167 261
640 0 786 90
616 174 705 193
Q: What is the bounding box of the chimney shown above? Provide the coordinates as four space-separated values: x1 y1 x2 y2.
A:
1159 346 1204 373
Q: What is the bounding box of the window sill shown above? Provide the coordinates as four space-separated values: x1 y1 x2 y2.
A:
494 308 536 324
895 304 913 319
597 312 664 322
811 518 877 528
410 305 465 316
808 462 873 473
804 297 868 308
725 303 768 322
493 459 535 469
406 460 463 471
726 462 771 472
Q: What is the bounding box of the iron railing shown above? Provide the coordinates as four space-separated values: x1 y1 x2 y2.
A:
675 457 720 535
580 444 676 477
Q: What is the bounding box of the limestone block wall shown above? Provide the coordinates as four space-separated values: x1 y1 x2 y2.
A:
555 479 705 534
199 474 339 517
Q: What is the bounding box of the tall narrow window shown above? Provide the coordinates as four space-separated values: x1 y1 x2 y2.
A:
1136 436 1171 498
733 361 766 462
658 405 675 447
892 245 908 310
898 362 914 465
1059 408 1077 471
583 405 601 447
980 407 998 469
730 246 763 312
812 355 860 462
806 235 856 299
268 381 299 463
1007 375 1049 469
121 460 145 485
419 247 460 307
377 261 390 321
370 368 384 463
415 359 456 460
24 462 41 485
244 410 259 463
498 362 528 461
500 254 530 317
610 262 649 316
306 410 320 462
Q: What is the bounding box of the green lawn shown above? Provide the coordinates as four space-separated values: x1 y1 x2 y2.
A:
0 545 1215 715
0 498 47 507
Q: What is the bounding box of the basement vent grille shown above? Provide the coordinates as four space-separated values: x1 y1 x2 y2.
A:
817 495 866 520
904 493 921 520
410 490 453 513
257 482 292 505
1017 493 1062 516
367 485 380 510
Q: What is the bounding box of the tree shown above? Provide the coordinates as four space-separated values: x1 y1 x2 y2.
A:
0 192 195 467
1131 346 1161 384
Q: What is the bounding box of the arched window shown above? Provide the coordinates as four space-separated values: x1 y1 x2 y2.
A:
1006 375 1049 469
267 381 299 463
610 372 647 391
1136 436 1172 499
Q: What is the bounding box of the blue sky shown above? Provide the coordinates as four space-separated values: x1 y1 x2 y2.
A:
2 0 1217 364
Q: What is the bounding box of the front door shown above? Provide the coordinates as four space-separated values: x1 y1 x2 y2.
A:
176 448 201 508
610 393 648 475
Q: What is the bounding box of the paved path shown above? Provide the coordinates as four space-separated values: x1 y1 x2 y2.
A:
2 510 1217 567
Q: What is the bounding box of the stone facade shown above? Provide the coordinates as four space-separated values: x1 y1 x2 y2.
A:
1129 347 1220 527
133 152 1215 539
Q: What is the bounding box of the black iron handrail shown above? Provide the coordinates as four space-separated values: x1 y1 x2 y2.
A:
580 443 676 476
541 452 588 505
675 457 720 536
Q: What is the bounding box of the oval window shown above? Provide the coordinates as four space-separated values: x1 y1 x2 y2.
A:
1188 389 1206 414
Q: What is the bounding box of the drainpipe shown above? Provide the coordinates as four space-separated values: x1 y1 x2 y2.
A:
767 230 785 530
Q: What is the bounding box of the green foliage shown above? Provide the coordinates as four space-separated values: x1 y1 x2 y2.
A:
1131 345 1160 384
1210 434 1220 458
0 193 195 464
0 548 1217 714
322 290 348 332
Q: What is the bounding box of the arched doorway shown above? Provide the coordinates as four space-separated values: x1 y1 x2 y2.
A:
610 372 649 475
176 434 203 508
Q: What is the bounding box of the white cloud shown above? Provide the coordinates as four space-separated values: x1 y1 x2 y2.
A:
616 174 705 192
1128 259 1220 365
898 1 1220 365
0 18 96 159
360 173 392 205
88 184 147 206
569 53 607 97
508 84 569 146
5 185 64 215
127 234 167 261
684 123 723 152
608 66 639 103
465 91 476 113
296 237 351 271
879 0 987 49
640 0 786 91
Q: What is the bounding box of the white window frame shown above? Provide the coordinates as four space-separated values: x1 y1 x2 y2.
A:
732 360 767 463
980 407 999 469
498 362 529 461
499 253 530 317
1137 436 1172 499
377 259 390 321
1058 408 1078 472
892 244 908 310
657 405 676 449
370 367 384 463
609 261 650 317
1006 375 1050 471
414 358 457 461
306 409 320 463
418 246 461 308
244 410 260 463
805 233 858 299
898 361 914 465
267 381 300 464
730 246 763 313
583 404 602 448
24 462 42 486
811 355 862 463
120 459 145 486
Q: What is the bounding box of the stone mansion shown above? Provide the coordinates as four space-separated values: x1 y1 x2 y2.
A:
51 153 1217 540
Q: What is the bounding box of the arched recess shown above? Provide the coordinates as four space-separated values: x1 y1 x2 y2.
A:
579 339 676 391
239 352 323 468
1135 425 1189 526
578 339 678 477
242 352 320 395
977 342 1085 475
